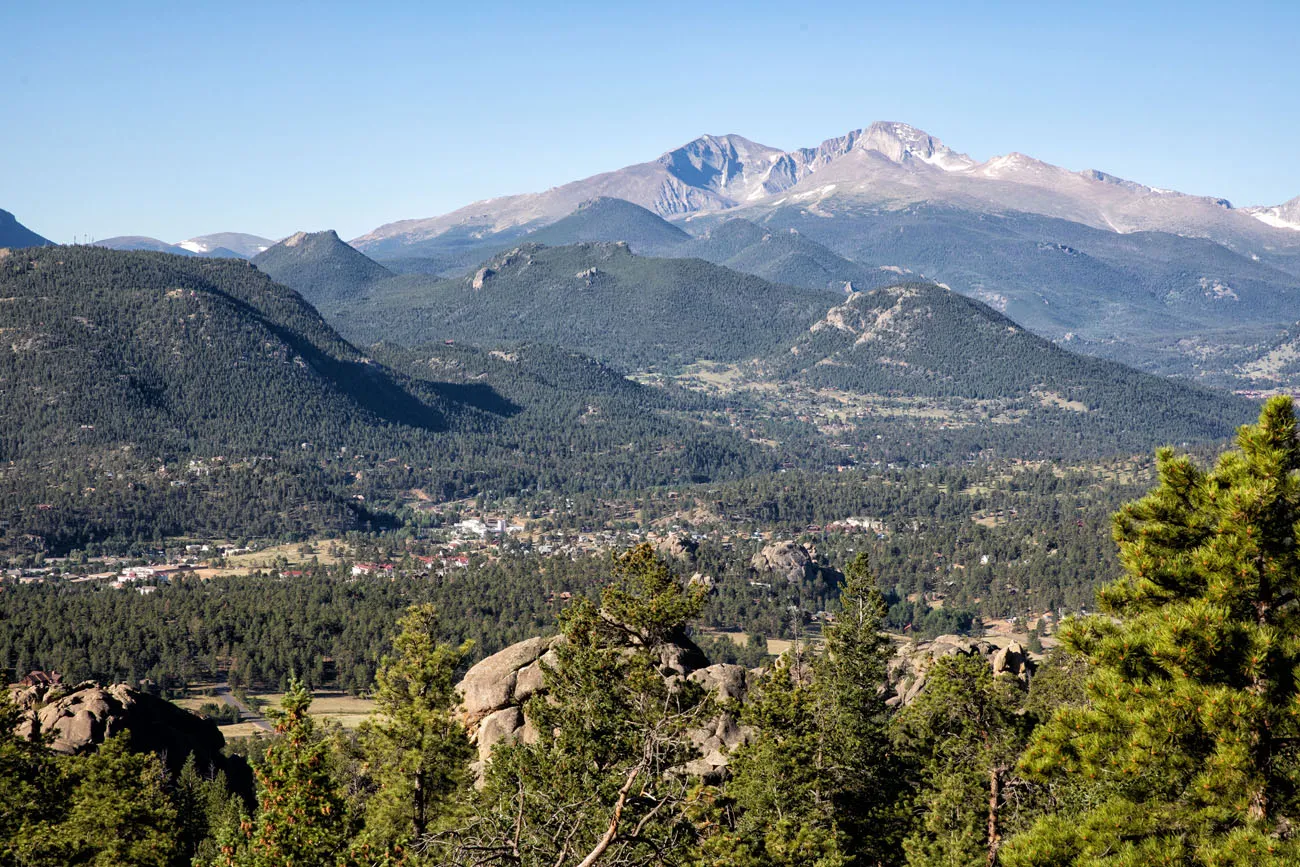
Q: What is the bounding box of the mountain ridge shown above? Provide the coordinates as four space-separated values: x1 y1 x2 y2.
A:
95 232 271 259
354 122 1300 254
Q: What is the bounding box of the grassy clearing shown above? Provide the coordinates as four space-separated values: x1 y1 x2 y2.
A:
256 690 376 730
191 539 347 579
698 628 785 656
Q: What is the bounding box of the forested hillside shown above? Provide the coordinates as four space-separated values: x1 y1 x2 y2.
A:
779 281 1255 445
251 230 393 306
326 241 841 370
0 246 444 459
518 196 691 254
0 247 775 552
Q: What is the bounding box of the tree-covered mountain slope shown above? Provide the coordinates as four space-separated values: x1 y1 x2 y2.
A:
0 246 776 551
679 218 897 293
326 242 841 371
0 209 51 248
370 340 781 489
735 201 1300 378
519 197 691 254
0 246 442 460
252 230 394 306
771 282 1256 447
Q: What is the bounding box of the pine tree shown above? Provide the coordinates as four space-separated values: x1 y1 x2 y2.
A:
894 653 1029 867
1003 396 1300 865
695 554 901 866
1025 629 1044 655
433 543 711 866
816 553 904 859
221 681 350 867
699 649 850 867
173 752 245 866
353 604 474 856
53 734 180 867
0 689 58 866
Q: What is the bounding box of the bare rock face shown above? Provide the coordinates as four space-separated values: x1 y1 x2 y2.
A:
459 636 554 726
656 532 699 561
471 266 494 290
886 635 1037 707
750 540 835 585
683 663 754 781
456 635 742 780
477 707 524 762
688 663 750 704
991 641 1033 680
10 682 225 775
657 635 709 677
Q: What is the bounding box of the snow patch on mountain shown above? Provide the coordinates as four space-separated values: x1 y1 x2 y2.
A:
1244 197 1300 232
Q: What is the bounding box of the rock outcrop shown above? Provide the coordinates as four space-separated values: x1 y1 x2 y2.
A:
455 628 1035 780
656 532 698 561
887 636 1036 706
10 681 226 774
750 540 838 586
456 633 749 781
458 635 556 728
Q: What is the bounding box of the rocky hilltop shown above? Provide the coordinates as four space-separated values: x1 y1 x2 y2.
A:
455 632 750 782
9 680 226 774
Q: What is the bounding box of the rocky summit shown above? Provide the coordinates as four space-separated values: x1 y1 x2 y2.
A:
10 680 225 773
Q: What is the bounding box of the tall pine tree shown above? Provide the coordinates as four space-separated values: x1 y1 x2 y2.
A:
217 681 350 867
353 604 474 856
695 553 901 866
1004 396 1300 865
894 653 1030 867
433 544 712 866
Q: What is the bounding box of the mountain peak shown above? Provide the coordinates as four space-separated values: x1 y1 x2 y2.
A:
253 230 391 305
283 229 342 248
859 121 976 171
1244 195 1300 232
0 209 52 248
660 133 782 165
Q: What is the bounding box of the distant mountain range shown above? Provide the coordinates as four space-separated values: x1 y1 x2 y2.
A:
345 123 1300 384
354 122 1300 258
95 231 273 259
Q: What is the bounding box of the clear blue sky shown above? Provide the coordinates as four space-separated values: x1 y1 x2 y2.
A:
4 0 1298 244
